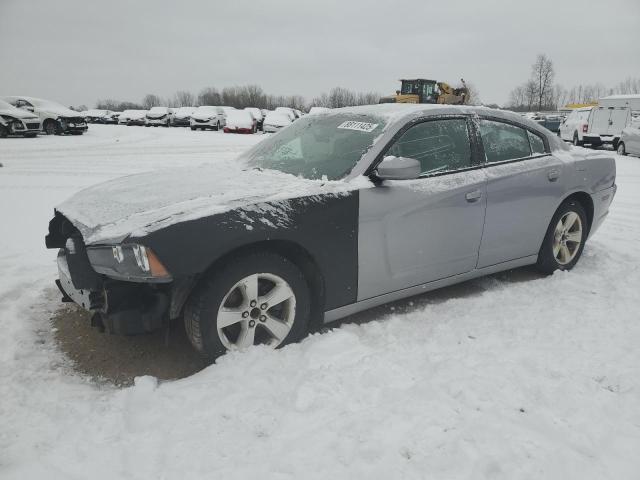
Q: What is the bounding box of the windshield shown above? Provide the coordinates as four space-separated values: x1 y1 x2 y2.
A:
241 113 387 180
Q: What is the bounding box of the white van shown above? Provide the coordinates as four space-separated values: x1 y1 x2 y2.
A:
559 106 630 148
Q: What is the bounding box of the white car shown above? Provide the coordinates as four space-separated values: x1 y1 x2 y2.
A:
124 110 147 126
84 109 112 123
0 99 41 138
618 119 640 156
263 111 293 133
559 106 630 148
308 106 331 115
172 107 196 127
224 110 257 134
2 96 87 135
118 110 136 124
190 106 225 131
146 106 173 127
275 107 296 121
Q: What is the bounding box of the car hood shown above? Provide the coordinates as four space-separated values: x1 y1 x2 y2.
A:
56 163 366 245
191 112 216 120
0 108 39 120
39 105 82 117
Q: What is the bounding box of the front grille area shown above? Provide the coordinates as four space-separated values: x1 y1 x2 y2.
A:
26 123 40 129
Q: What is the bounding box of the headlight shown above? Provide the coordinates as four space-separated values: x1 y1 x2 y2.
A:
86 244 171 282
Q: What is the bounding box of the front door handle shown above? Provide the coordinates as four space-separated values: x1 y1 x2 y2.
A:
547 169 560 182
465 190 482 202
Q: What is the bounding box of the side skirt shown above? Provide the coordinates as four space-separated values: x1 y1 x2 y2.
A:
323 255 538 324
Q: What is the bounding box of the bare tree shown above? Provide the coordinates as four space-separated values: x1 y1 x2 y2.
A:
531 54 555 110
197 87 221 106
173 90 195 107
142 94 162 109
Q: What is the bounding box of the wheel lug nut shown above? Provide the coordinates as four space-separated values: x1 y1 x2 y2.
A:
250 300 257 307
249 320 255 327
242 311 249 318
260 303 268 310
259 315 266 322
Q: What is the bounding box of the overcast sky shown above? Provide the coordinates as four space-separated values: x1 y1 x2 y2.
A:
1 0 639 108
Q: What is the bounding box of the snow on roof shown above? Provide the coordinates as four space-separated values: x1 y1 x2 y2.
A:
600 94 640 100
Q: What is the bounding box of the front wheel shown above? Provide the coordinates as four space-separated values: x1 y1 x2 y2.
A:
184 252 310 359
0 124 7 138
617 142 626 156
536 200 588 274
214 122 220 131
190 126 196 131
43 119 59 135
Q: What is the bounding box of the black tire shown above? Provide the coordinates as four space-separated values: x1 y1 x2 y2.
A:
572 132 583 147
214 122 220 131
190 126 196 131
617 142 627 156
536 200 588 274
0 124 7 138
184 251 311 359
43 119 59 135
612 139 619 152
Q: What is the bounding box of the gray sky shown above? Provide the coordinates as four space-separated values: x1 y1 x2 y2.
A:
1 0 639 107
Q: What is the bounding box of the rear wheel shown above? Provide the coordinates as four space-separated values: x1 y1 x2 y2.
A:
190 126 196 131
536 200 588 274
617 142 627 156
572 132 582 146
184 252 310 359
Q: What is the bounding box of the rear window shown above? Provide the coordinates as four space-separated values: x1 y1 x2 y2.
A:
479 119 532 162
527 131 546 154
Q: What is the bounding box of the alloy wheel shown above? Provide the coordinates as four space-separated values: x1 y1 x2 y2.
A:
552 211 583 265
216 273 296 350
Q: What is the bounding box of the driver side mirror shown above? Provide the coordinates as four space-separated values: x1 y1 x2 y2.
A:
374 156 421 180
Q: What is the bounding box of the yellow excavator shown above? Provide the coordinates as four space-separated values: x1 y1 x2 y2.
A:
380 78 469 105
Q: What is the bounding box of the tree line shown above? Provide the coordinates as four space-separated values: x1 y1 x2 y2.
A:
508 54 640 111
92 85 386 112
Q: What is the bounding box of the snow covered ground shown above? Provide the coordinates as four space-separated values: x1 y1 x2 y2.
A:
1 125 639 479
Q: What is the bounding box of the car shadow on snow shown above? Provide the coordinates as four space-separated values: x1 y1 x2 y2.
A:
51 267 544 387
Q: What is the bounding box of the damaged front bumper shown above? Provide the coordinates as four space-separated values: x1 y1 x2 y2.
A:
54 242 171 335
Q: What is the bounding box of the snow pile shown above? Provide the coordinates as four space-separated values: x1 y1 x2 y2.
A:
0 125 639 479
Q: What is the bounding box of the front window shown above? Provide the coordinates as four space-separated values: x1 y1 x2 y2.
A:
386 118 473 175
242 113 387 180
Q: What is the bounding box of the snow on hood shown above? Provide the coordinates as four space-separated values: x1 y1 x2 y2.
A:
226 111 253 129
56 163 370 245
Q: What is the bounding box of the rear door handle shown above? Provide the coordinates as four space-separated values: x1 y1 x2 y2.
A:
547 169 560 182
465 190 482 202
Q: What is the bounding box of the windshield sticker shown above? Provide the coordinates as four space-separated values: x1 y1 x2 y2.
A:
337 121 379 133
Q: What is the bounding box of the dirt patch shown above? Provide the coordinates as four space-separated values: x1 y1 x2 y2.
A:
52 306 208 387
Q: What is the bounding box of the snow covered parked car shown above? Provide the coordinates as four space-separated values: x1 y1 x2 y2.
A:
2 96 87 135
46 104 616 359
617 119 640 156
125 110 147 126
145 106 173 127
0 99 41 138
172 106 196 127
244 107 264 130
308 106 331 115
190 106 225 131
263 111 293 132
224 110 257 134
